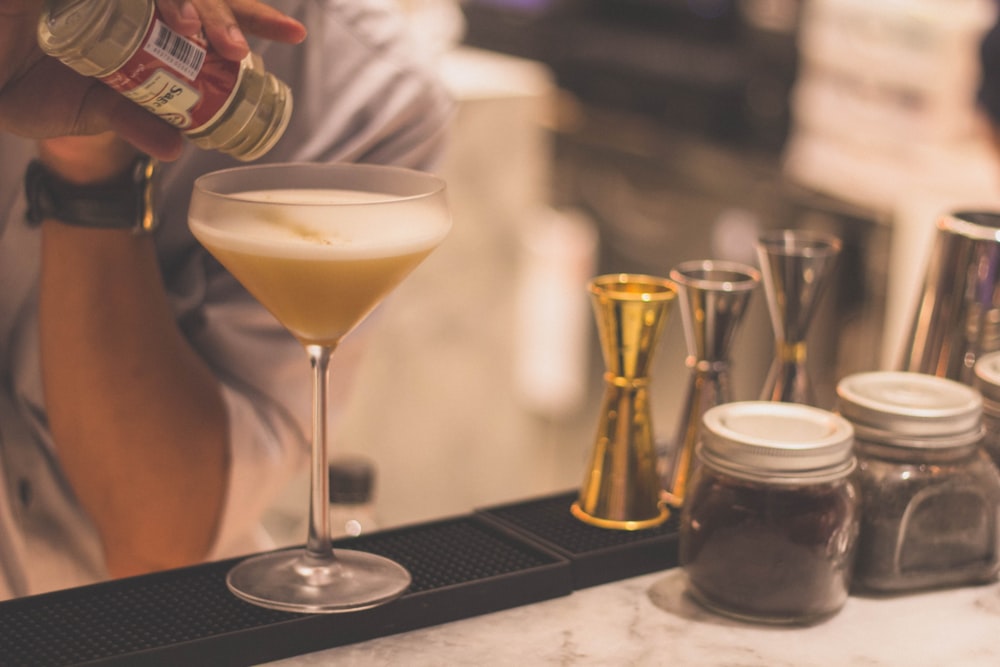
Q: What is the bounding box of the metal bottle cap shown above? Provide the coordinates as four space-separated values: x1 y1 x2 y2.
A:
836 371 982 447
185 55 293 161
38 0 152 77
698 401 855 484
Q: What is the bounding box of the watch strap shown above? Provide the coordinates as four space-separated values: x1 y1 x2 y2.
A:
24 155 159 234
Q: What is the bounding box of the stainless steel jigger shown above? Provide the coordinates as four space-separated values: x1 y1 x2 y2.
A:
664 260 759 507
900 211 1000 384
757 229 842 406
572 273 676 530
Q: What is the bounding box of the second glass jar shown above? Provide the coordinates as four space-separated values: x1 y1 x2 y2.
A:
837 371 1000 593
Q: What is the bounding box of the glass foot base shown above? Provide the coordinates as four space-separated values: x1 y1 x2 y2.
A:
226 548 411 614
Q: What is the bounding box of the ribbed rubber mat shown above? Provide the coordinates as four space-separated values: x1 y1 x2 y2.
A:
0 515 571 667
477 490 679 589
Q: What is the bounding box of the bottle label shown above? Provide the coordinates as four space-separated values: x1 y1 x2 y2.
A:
99 12 240 131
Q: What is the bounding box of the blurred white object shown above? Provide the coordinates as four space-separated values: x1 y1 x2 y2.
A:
784 122 1000 212
513 208 599 419
787 0 1000 210
399 0 466 60
795 0 996 145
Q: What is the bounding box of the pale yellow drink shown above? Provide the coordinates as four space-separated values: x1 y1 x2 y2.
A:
189 165 447 614
189 188 447 346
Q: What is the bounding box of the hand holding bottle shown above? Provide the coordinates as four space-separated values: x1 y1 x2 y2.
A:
0 0 305 160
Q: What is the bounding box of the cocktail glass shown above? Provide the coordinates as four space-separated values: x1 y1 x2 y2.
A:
189 163 450 613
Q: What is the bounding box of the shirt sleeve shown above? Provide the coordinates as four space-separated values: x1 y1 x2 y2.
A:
260 0 456 168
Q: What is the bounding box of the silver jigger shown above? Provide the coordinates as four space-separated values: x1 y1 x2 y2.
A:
664 260 760 507
900 211 1000 384
757 229 842 405
572 274 676 530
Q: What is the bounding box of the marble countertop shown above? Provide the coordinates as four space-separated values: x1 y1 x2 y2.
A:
263 568 1000 666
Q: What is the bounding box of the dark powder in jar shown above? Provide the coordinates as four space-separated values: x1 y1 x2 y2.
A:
852 449 1000 592
680 470 859 623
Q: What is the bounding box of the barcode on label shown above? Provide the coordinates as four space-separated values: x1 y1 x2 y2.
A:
144 20 206 81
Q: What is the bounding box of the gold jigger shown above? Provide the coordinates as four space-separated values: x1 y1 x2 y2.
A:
572 273 676 530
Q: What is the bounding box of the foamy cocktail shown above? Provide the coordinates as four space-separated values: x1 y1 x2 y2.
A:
189 164 450 613
190 187 447 346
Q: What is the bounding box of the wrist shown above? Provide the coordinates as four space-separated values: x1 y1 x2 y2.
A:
37 134 140 185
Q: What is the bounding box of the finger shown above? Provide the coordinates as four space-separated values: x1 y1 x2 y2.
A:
225 0 306 44
1 50 184 160
86 86 185 161
156 0 305 62
107 109 184 162
186 0 250 61
154 0 204 38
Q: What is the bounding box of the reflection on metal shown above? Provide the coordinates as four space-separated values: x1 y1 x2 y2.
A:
572 274 675 530
900 211 1000 384
757 228 842 405
664 260 760 507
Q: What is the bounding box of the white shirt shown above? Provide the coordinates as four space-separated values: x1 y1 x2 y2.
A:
0 0 452 600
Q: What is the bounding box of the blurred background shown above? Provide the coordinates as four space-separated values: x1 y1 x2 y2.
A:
264 0 1000 543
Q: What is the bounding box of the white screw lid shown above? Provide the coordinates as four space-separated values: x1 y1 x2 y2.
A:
836 371 982 447
699 401 855 484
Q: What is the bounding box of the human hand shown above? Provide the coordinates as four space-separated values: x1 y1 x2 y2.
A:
156 0 307 61
37 132 139 185
0 0 306 160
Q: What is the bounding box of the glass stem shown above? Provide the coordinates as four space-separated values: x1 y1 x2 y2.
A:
306 343 336 561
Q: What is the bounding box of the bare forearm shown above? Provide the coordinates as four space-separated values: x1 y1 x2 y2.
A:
38 223 229 578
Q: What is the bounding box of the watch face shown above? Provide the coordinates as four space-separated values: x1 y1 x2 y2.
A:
24 156 159 233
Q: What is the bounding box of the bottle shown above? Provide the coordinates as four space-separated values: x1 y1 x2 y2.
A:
37 0 292 161
837 371 1000 593
328 456 378 538
680 401 859 625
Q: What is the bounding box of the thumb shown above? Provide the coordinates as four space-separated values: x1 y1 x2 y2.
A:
88 86 185 161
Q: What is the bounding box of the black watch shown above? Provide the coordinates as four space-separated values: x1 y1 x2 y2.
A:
24 154 160 234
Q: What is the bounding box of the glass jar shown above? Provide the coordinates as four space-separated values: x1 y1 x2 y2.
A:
38 0 292 160
837 371 1000 593
680 401 859 624
975 352 1000 469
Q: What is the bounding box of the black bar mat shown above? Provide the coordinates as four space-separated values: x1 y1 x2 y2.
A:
0 514 571 667
477 490 679 589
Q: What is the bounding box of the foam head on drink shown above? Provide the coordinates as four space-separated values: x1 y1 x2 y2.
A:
189 189 449 346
